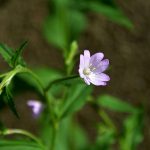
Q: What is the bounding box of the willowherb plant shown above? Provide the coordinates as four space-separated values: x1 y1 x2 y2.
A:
0 42 143 150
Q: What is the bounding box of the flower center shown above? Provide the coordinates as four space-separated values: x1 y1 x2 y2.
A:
83 68 91 75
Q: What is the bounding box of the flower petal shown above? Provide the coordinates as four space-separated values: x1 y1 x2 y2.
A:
97 73 110 81
83 50 90 68
79 68 84 78
84 77 91 85
94 59 109 73
90 79 107 86
89 73 109 86
27 100 43 117
90 52 104 68
79 54 84 69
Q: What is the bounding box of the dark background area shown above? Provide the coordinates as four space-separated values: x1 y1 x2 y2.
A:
0 0 150 149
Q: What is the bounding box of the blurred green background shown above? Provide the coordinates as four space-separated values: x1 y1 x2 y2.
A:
0 0 149 149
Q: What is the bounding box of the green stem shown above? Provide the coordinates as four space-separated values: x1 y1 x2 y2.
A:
50 127 56 150
50 122 59 150
45 75 79 92
44 75 79 150
0 72 9 78
1 65 44 95
0 129 45 150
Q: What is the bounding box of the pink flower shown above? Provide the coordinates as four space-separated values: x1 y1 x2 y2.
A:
79 50 110 86
27 100 43 117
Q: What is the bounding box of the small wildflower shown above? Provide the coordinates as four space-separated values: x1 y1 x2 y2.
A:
27 100 43 118
79 50 110 86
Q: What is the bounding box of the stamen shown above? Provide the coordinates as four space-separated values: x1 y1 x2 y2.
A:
83 68 91 75
89 65 97 71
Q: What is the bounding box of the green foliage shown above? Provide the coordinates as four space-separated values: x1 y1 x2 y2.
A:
18 67 63 93
11 41 27 67
59 83 93 119
95 95 144 150
44 15 68 50
0 37 144 150
0 44 14 66
40 116 89 150
65 41 78 75
0 65 28 118
93 125 116 150
44 0 133 50
97 95 137 113
87 1 133 29
54 117 89 150
3 86 19 118
0 43 26 68
90 110 116 150
119 110 144 150
0 140 43 150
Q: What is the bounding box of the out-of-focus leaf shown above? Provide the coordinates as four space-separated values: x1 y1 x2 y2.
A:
55 117 89 150
39 115 53 149
40 115 89 150
59 83 93 118
44 16 68 49
119 109 144 150
11 41 27 67
88 1 134 29
33 68 63 87
18 67 63 93
44 0 86 50
91 110 116 150
0 121 5 131
0 140 43 150
91 124 115 150
67 10 86 42
70 120 89 150
97 95 137 113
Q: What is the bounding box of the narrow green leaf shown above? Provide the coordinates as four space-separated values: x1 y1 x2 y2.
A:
0 43 26 67
97 95 137 113
3 86 19 118
11 41 27 67
0 44 14 66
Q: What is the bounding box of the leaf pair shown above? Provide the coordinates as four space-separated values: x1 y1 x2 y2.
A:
0 65 27 118
0 41 27 68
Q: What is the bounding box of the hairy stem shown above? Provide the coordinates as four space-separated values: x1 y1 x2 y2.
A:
0 128 45 149
45 75 79 92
